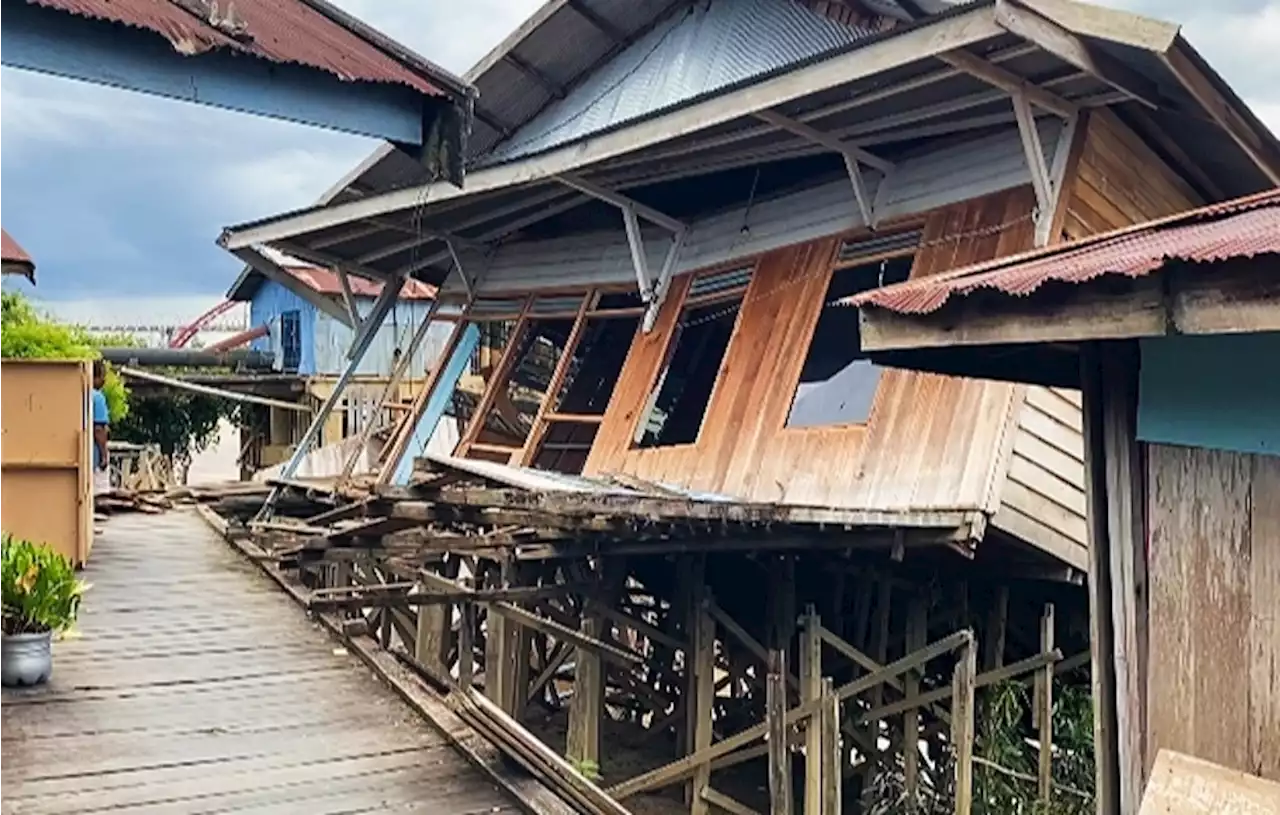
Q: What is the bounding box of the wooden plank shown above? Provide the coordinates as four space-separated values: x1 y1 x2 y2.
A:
1037 603 1056 801
800 606 823 815
1138 750 1280 815
0 510 532 815
952 643 977 815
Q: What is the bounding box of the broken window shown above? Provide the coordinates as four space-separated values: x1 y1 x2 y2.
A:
635 267 752 449
531 310 641 473
471 317 576 453
785 253 914 428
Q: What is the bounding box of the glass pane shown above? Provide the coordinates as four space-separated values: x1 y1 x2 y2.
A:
475 318 576 447
551 316 640 416
786 255 914 428
635 298 742 448
595 290 645 310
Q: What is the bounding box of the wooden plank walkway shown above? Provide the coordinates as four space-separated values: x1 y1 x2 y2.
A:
2 510 523 815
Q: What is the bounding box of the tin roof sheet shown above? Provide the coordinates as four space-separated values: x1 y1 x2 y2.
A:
28 0 463 98
0 225 35 280
845 188 1280 315
229 265 435 302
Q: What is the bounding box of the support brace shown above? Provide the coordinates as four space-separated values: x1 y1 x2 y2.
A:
334 266 360 327
555 173 687 332
755 109 895 228
254 275 406 521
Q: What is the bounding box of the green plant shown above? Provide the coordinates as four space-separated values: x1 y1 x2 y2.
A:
1 534 89 635
0 291 129 422
568 756 601 782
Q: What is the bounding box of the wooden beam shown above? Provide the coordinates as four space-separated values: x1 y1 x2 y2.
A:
995 0 1160 108
689 594 717 815
701 787 761 815
937 49 1077 118
819 678 842 815
903 597 928 803
800 607 823 815
491 602 643 668
609 631 973 800
220 6 1006 248
754 109 894 173
1081 343 1123 815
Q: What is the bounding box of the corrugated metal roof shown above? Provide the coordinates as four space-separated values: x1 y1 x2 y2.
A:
0 225 34 280
483 0 887 164
845 188 1280 315
228 265 436 302
27 0 463 98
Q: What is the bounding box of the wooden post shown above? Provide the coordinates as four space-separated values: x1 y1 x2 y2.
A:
867 578 892 781
983 585 1009 671
768 648 793 815
459 599 475 690
1080 343 1126 815
485 561 530 718
567 600 605 774
1099 342 1148 806
1037 603 1056 802
951 641 976 815
416 559 458 679
689 595 717 815
800 605 822 815
819 678 842 815
904 596 928 808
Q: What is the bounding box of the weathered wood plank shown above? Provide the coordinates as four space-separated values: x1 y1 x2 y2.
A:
0 511 524 815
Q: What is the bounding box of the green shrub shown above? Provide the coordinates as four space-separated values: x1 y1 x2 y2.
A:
1 291 129 422
1 534 89 635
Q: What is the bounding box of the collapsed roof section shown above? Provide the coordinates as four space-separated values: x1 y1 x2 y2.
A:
218 0 1280 304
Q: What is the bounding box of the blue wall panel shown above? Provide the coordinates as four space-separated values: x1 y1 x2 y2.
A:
2 1 425 142
1138 332 1280 457
249 282 318 376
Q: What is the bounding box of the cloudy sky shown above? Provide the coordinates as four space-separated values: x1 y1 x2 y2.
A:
2 0 1277 321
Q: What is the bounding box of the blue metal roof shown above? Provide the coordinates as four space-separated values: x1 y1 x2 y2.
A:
481 0 885 165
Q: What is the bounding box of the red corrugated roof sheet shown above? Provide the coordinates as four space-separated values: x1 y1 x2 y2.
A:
29 0 448 97
0 227 35 281
846 188 1280 315
284 266 436 300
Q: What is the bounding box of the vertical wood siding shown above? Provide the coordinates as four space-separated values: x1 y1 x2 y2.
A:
993 110 1203 561
583 187 1035 518
1146 444 1280 782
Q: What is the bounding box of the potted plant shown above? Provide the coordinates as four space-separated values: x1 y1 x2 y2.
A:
2 533 89 687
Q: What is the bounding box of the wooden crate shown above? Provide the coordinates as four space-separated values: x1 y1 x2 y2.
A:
1 359 94 565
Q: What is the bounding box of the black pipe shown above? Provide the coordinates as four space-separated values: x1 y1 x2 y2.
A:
97 347 275 369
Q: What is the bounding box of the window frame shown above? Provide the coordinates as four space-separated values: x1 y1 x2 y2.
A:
629 262 756 451
780 232 920 433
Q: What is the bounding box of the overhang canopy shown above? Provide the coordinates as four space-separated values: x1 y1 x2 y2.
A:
217 0 1280 293
845 188 1280 387
2 0 477 182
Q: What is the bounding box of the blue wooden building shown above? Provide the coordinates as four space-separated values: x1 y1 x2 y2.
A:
226 264 453 471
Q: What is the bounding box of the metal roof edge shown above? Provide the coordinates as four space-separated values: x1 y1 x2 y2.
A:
297 0 476 101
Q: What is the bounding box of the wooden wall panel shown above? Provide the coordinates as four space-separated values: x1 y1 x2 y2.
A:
1146 443 1280 782
993 109 1202 560
584 187 1037 521
1062 110 1203 239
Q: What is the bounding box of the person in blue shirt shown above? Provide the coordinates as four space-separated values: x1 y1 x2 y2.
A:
91 360 111 500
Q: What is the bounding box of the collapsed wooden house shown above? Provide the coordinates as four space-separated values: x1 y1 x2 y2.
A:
216 0 1278 812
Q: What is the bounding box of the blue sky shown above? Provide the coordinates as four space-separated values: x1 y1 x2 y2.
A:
2 0 1277 314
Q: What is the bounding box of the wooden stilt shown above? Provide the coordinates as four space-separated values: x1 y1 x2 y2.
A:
767 648 793 815
1037 603 1056 802
904 596 928 808
416 558 458 681
459 599 475 690
800 605 822 815
983 585 1009 671
689 591 716 815
952 641 977 815
819 678 841 815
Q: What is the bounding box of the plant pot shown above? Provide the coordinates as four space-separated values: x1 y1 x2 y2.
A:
2 630 53 687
